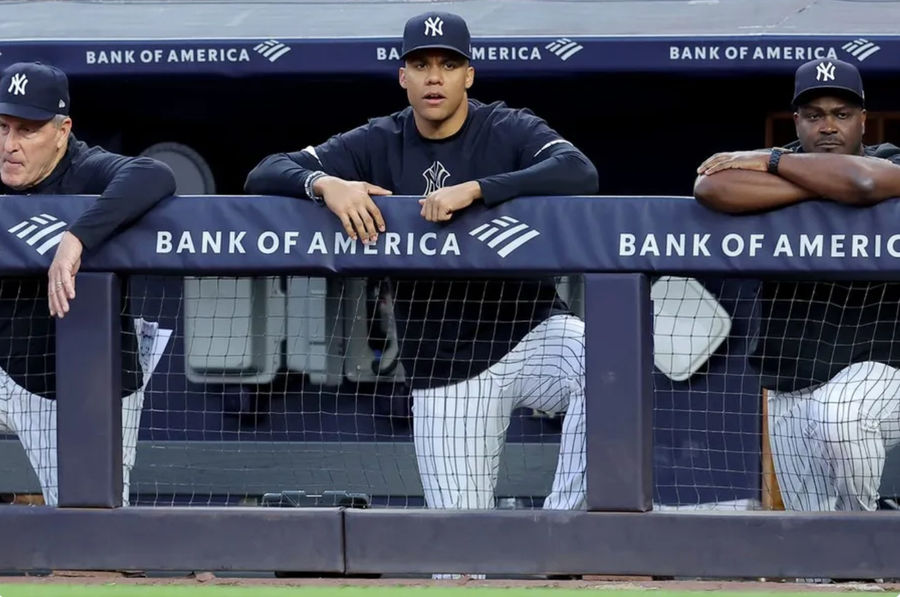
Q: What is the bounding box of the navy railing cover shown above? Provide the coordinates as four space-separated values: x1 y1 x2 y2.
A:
2 195 899 278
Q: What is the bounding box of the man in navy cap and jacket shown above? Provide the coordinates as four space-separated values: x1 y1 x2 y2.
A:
0 61 175 505
695 58 900 511
247 11 598 528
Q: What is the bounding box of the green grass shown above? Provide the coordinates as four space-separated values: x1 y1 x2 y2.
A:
0 587 881 597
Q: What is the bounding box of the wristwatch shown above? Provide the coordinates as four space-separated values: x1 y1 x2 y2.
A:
767 148 789 175
304 170 327 205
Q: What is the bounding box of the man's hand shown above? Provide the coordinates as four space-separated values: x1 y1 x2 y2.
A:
697 151 772 176
48 231 82 319
318 177 390 243
419 181 481 222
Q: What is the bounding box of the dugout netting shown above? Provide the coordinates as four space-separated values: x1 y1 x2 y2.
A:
652 276 900 512
129 274 584 508
3 273 900 511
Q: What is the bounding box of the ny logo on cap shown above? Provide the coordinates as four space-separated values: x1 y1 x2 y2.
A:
8 73 28 96
816 61 836 82
424 16 444 37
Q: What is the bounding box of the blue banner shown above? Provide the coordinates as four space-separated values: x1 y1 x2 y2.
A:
3 195 900 278
1 35 897 77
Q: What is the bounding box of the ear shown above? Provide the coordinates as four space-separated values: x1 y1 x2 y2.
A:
861 108 867 136
465 65 474 90
57 117 72 148
399 66 407 89
792 111 800 136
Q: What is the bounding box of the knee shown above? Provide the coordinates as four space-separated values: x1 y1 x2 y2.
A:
816 406 867 456
551 316 585 365
560 331 585 382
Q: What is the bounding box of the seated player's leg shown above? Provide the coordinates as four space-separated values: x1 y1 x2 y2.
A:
0 375 11 434
413 373 512 509
880 412 900 460
13 387 146 508
814 361 900 511
768 389 834 511
2 366 149 508
1 370 58 505
507 314 586 510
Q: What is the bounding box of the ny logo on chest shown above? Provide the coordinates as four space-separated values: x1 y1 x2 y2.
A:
422 161 451 195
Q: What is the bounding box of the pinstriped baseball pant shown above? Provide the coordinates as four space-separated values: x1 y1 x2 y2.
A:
0 371 145 506
769 361 900 511
412 314 586 510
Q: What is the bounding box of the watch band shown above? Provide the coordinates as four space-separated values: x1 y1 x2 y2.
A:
304 170 327 205
767 148 786 175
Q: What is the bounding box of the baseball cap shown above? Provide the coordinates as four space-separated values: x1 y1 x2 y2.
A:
401 11 471 60
0 62 70 121
792 58 865 107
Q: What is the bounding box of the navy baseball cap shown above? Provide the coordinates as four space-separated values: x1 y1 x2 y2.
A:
401 12 471 60
0 62 70 121
792 58 865 107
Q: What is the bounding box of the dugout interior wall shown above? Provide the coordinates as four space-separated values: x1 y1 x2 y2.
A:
69 72 816 197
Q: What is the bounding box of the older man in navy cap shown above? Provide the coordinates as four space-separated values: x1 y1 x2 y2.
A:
0 61 175 506
694 58 900 512
247 11 597 537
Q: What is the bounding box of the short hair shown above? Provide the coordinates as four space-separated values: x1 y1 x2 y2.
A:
51 114 68 128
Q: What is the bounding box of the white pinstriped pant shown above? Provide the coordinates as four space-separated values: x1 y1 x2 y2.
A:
0 370 146 507
0 318 165 506
412 314 586 511
769 361 900 511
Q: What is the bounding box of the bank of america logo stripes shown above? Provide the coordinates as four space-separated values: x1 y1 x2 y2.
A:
253 40 292 62
842 38 881 62
469 216 540 258
8 214 67 255
545 38 584 61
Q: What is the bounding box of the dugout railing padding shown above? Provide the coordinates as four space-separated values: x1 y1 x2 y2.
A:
1 194 900 578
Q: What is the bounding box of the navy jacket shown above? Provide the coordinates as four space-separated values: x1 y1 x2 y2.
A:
0 134 175 397
247 100 598 388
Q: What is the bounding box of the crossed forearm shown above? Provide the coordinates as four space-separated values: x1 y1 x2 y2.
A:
694 170 813 213
776 152 895 205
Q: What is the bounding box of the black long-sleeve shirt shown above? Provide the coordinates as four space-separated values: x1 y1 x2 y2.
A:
0 134 175 397
247 100 598 389
752 142 900 392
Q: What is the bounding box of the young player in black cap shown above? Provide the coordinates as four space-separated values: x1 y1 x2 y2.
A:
694 58 900 511
247 12 598 516
0 61 175 505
